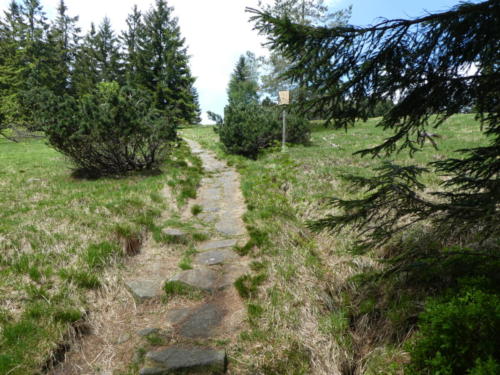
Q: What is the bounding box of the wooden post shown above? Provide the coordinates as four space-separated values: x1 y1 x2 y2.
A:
282 108 287 152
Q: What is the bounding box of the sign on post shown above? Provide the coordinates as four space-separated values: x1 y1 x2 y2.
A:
278 90 290 106
278 91 290 152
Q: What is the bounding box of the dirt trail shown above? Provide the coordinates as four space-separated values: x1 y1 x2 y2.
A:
50 139 249 374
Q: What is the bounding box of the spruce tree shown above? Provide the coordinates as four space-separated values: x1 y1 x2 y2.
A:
73 23 99 95
121 5 143 87
94 17 122 83
0 0 57 129
73 18 122 95
19 0 52 89
190 85 202 124
227 54 259 105
49 0 81 96
136 0 199 124
0 1 24 129
251 0 500 244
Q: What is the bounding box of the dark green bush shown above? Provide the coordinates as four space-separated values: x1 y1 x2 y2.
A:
219 103 309 158
406 288 500 375
43 82 177 176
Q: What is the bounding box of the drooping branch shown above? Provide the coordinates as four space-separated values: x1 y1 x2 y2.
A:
251 1 500 245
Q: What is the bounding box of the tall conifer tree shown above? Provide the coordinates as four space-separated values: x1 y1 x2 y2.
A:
135 0 199 123
121 5 143 87
73 23 99 95
49 0 80 96
73 18 121 95
0 1 24 128
94 17 122 83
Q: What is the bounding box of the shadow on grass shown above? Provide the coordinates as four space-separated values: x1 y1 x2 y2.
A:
71 167 164 181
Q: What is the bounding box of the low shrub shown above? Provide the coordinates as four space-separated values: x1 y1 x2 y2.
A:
219 103 310 158
43 82 177 176
406 288 500 374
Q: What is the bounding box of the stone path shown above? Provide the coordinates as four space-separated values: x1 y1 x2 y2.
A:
136 139 249 374
50 140 248 375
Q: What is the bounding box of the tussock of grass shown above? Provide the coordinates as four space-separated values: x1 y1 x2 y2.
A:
191 204 203 216
234 273 267 299
163 281 204 300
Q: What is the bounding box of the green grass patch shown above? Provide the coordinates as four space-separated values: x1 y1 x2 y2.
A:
0 138 203 374
163 281 204 300
182 115 496 373
191 204 203 216
234 273 267 299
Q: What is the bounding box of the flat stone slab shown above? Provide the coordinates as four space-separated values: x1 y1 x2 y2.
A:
125 279 162 302
141 346 226 375
163 228 186 236
215 220 246 237
194 249 239 266
198 239 238 252
166 308 192 325
177 303 225 339
169 268 218 292
163 228 189 243
199 212 218 224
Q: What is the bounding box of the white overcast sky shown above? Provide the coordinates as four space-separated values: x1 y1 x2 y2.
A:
1 0 292 123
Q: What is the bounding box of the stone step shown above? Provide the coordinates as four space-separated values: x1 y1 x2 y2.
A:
140 346 226 374
169 268 219 292
163 228 189 243
125 279 163 302
194 249 239 266
198 239 238 252
215 219 246 237
167 303 226 339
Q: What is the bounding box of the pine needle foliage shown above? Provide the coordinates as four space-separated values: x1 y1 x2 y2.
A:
42 82 177 176
250 1 500 245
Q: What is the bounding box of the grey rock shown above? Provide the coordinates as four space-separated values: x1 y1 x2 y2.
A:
166 308 192 325
125 279 161 302
198 239 238 252
139 368 167 375
116 333 131 344
177 303 225 339
170 268 218 292
215 220 246 237
194 249 239 266
203 207 220 213
163 228 188 242
163 228 186 236
199 212 218 224
142 346 226 374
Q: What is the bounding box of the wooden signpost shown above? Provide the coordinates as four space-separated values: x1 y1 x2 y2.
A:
278 91 290 152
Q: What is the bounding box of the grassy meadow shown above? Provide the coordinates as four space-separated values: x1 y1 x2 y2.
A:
183 113 492 374
0 113 493 374
0 138 203 374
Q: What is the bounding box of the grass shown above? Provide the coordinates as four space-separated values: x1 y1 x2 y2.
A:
0 138 203 375
163 280 204 300
191 204 203 216
182 114 493 374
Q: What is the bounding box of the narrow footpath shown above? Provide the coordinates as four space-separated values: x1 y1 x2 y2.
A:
51 140 249 374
